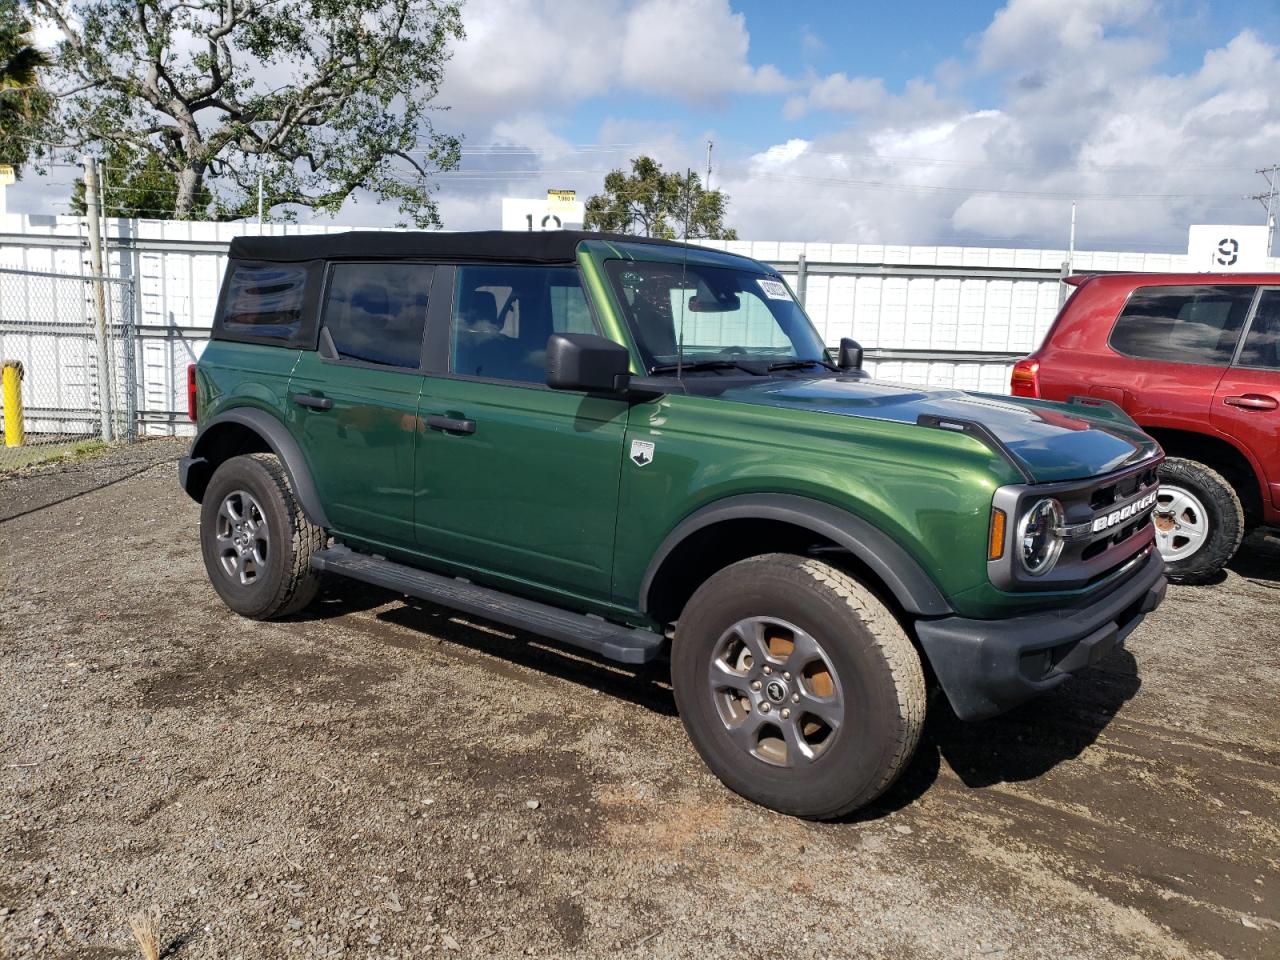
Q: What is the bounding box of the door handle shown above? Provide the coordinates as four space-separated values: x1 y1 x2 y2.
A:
1223 394 1278 411
427 414 476 434
292 393 333 411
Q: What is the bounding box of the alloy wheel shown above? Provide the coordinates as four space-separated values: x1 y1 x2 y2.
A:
215 489 270 585
1153 483 1210 562
708 616 843 767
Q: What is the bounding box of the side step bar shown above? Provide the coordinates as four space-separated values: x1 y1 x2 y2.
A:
311 545 666 665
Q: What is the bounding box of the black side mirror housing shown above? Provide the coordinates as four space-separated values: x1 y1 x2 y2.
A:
837 337 864 372
545 333 632 393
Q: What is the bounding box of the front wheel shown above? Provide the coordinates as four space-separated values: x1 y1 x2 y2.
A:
671 554 927 820
1154 458 1244 585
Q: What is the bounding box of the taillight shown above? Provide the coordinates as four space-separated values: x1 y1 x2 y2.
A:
187 364 198 422
1010 358 1040 398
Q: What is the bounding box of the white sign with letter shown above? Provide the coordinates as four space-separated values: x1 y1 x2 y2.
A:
1187 225 1270 272
501 195 585 232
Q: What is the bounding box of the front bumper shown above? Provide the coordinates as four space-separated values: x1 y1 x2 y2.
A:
916 548 1166 721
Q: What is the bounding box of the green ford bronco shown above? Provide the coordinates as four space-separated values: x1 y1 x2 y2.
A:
180 230 1167 818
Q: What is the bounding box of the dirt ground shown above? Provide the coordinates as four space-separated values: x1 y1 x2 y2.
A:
1 438 1277 960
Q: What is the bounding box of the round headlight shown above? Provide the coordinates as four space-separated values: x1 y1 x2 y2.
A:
1018 498 1064 576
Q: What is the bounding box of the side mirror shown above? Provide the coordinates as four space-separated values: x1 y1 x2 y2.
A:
837 337 864 372
545 333 632 393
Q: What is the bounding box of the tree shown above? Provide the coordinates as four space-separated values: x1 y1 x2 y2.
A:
0 0 53 175
29 0 465 225
69 144 214 219
584 156 738 241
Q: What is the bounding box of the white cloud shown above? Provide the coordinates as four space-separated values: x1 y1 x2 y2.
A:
439 0 790 123
783 74 885 120
714 5 1280 247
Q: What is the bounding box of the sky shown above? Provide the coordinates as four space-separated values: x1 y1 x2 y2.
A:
13 0 1280 251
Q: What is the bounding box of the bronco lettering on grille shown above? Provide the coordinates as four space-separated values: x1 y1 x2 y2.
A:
1090 491 1157 533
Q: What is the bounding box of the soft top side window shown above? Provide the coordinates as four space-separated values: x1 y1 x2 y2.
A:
214 260 318 347
1109 285 1256 367
321 262 434 368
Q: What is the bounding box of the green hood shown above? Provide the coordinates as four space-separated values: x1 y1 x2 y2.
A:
719 376 1160 483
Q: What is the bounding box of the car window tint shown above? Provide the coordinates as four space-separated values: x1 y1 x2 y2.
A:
1110 285 1255 366
321 263 432 367
1237 289 1280 370
451 265 597 383
221 264 308 340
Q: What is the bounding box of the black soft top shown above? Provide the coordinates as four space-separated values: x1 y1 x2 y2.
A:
227 229 705 264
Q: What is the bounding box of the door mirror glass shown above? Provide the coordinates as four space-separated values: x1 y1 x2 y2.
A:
545 333 632 392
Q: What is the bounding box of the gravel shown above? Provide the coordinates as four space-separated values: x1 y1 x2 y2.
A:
0 443 1277 959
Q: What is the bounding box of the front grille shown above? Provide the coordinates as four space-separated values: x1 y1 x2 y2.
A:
989 456 1163 591
1088 467 1159 510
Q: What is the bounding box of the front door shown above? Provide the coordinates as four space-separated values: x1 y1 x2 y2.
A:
289 261 434 546
1213 287 1280 511
414 262 628 603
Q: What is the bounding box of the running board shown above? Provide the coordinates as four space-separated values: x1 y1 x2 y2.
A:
311 545 666 665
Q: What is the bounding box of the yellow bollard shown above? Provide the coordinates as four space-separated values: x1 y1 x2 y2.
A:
3 360 24 448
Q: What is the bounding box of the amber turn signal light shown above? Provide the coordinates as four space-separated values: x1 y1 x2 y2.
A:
988 508 1007 561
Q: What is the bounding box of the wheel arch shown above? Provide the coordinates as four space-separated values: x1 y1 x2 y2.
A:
639 494 951 627
181 407 331 529
1139 424 1263 524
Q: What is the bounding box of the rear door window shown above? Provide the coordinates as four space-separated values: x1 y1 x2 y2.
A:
321 263 434 368
1236 289 1280 370
217 263 311 343
1109 285 1256 366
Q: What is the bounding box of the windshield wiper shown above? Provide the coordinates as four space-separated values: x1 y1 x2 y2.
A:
766 358 838 372
649 359 763 376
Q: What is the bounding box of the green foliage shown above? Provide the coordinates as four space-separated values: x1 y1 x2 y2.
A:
0 0 54 175
584 156 739 241
69 145 214 219
29 0 465 224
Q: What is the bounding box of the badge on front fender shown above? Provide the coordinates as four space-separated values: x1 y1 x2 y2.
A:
630 439 654 467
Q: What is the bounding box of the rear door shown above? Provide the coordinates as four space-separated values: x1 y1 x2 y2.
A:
1103 284 1256 428
413 262 628 603
288 262 434 546
1213 287 1280 512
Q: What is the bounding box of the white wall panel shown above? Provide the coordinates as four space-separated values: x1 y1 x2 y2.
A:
4 214 1280 438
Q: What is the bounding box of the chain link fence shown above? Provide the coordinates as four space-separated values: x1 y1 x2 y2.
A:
0 266 137 471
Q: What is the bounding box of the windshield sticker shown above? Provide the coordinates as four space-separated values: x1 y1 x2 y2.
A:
629 439 654 467
757 278 791 301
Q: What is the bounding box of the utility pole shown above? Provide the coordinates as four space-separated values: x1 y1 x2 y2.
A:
705 140 713 190
82 157 113 442
257 173 264 233
1059 200 1077 308
1249 165 1279 256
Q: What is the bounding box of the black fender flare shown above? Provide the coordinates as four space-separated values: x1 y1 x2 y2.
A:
639 493 951 618
180 407 331 529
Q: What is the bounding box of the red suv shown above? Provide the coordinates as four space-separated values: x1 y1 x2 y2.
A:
1012 273 1278 583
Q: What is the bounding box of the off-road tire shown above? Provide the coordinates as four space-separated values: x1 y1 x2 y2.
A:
671 553 927 820
200 453 326 619
1157 458 1243 585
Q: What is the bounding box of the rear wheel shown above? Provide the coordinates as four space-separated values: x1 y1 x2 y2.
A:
1154 458 1243 585
200 453 326 619
671 553 926 820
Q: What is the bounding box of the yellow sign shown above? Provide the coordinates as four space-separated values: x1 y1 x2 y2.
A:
0 165 14 187
547 189 575 203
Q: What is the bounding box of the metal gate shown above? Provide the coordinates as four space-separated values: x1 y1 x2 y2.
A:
0 266 137 470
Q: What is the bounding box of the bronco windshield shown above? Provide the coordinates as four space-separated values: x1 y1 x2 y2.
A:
604 260 828 373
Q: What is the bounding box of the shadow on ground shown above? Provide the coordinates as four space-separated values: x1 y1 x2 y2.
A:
857 648 1142 819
